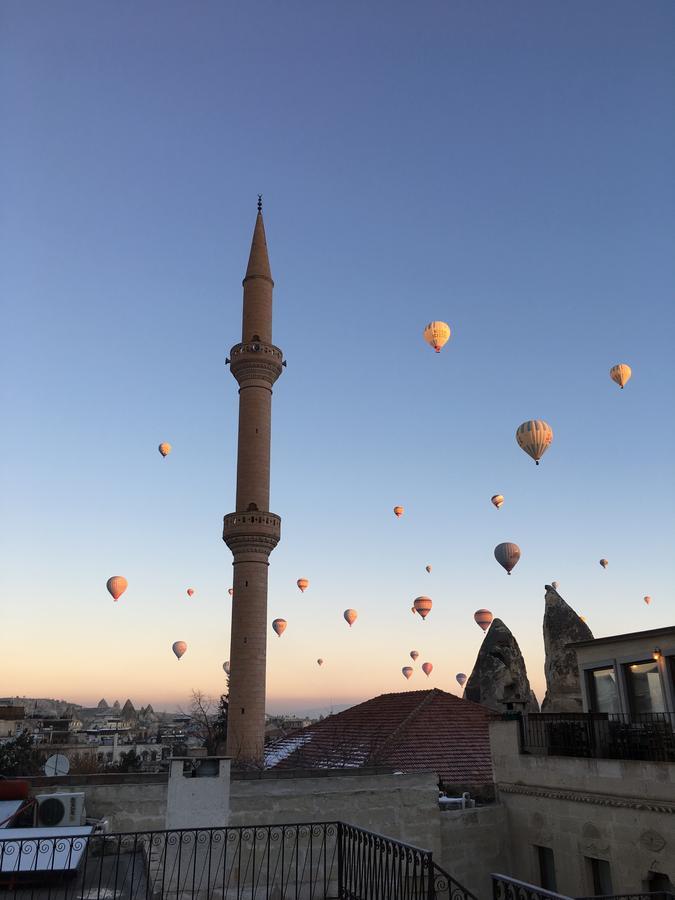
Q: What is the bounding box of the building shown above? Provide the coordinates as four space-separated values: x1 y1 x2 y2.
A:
265 689 494 796
222 199 285 765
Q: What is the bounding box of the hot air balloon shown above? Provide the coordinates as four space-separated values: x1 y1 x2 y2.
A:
610 364 632 389
228 588 234 597
106 576 128 602
515 420 553 465
272 618 287 637
474 609 494 632
223 661 230 675
158 443 172 458
599 559 608 569
172 641 187 660
423 321 451 353
402 667 413 680
491 494 504 510
644 596 652 606
297 578 309 593
186 588 195 598
456 673 467 688
344 609 358 627
425 565 432 573
422 662 433 677
552 581 559 589
317 659 324 667
410 650 419 662
393 506 404 519
494 542 521 574
413 596 432 619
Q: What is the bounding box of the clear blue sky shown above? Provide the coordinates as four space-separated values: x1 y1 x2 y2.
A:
2 1 673 713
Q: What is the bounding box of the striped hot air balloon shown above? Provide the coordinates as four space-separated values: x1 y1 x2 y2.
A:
494 542 521 574
423 321 451 353
172 641 187 660
393 506 404 518
515 420 553 465
106 576 128 602
491 494 504 509
413 596 432 619
474 609 494 631
610 364 632 389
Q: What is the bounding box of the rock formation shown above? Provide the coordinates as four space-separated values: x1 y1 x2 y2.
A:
465 618 537 713
122 699 136 719
542 584 594 711
97 698 109 710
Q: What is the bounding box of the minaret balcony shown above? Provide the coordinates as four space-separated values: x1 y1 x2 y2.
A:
228 342 284 387
222 510 281 558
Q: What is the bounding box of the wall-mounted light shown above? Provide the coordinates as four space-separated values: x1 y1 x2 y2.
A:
652 648 662 661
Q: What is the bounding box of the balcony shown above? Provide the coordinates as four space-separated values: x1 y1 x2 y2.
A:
0 821 477 899
512 712 675 763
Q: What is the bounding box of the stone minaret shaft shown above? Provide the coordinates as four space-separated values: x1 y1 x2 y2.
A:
223 203 283 763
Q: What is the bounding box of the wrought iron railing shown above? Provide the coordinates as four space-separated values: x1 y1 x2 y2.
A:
0 821 478 899
576 894 675 900
515 712 675 763
492 873 572 899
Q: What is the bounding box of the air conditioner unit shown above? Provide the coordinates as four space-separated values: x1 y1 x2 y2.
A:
35 793 86 827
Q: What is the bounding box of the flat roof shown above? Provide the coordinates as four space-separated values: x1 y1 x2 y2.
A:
568 625 675 649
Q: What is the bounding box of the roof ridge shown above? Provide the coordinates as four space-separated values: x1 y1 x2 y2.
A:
374 689 441 760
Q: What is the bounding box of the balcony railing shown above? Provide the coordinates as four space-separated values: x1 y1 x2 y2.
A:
493 875 675 900
515 712 675 763
0 821 478 899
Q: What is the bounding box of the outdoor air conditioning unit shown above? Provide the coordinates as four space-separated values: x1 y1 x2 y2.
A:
35 793 86 827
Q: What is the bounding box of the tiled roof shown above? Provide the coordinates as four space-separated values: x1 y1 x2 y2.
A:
265 689 493 786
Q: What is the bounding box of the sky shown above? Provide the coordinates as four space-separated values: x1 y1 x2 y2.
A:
1 1 674 715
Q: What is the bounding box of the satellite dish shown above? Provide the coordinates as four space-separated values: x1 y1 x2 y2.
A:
43 754 70 776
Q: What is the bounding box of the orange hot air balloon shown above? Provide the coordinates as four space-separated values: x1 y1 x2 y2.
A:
425 565 432 574
402 666 413 680
172 641 187 660
644 596 652 606
106 576 128 602
223 661 230 675
158 443 171 458
422 662 433 677
272 618 287 637
410 650 419 662
610 364 632 389
491 494 504 510
297 578 309 593
317 658 324 667
186 588 195 598
228 588 234 597
474 609 494 632
456 673 467 687
343 608 358 627
413 596 432 619
393 506 404 518
423 321 451 353
599 559 608 570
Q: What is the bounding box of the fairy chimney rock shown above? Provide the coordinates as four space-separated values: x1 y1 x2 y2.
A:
542 584 594 711
465 618 536 713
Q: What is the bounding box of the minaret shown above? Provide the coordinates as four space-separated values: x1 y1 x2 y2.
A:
223 198 284 764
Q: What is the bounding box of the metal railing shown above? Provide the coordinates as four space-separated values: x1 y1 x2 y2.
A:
516 712 675 763
0 821 478 899
492 873 572 899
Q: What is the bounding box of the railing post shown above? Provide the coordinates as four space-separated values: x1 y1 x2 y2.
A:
426 849 435 900
337 821 344 898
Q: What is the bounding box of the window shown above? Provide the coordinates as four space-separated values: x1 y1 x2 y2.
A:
625 660 665 715
588 667 620 713
586 857 613 895
535 846 557 891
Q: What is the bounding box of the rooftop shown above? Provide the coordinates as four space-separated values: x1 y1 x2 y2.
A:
567 625 675 649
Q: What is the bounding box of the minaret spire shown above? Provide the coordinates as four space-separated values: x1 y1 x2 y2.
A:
223 201 284 764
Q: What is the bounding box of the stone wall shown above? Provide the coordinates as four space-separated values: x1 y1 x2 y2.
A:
490 719 675 896
439 805 511 898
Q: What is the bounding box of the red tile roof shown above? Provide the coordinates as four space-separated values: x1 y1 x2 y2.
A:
265 689 493 787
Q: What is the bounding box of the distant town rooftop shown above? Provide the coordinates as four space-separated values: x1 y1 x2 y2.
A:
567 624 675 649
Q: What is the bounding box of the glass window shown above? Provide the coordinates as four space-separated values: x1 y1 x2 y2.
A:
586 857 613 895
625 660 665 715
536 846 557 892
588 667 620 713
